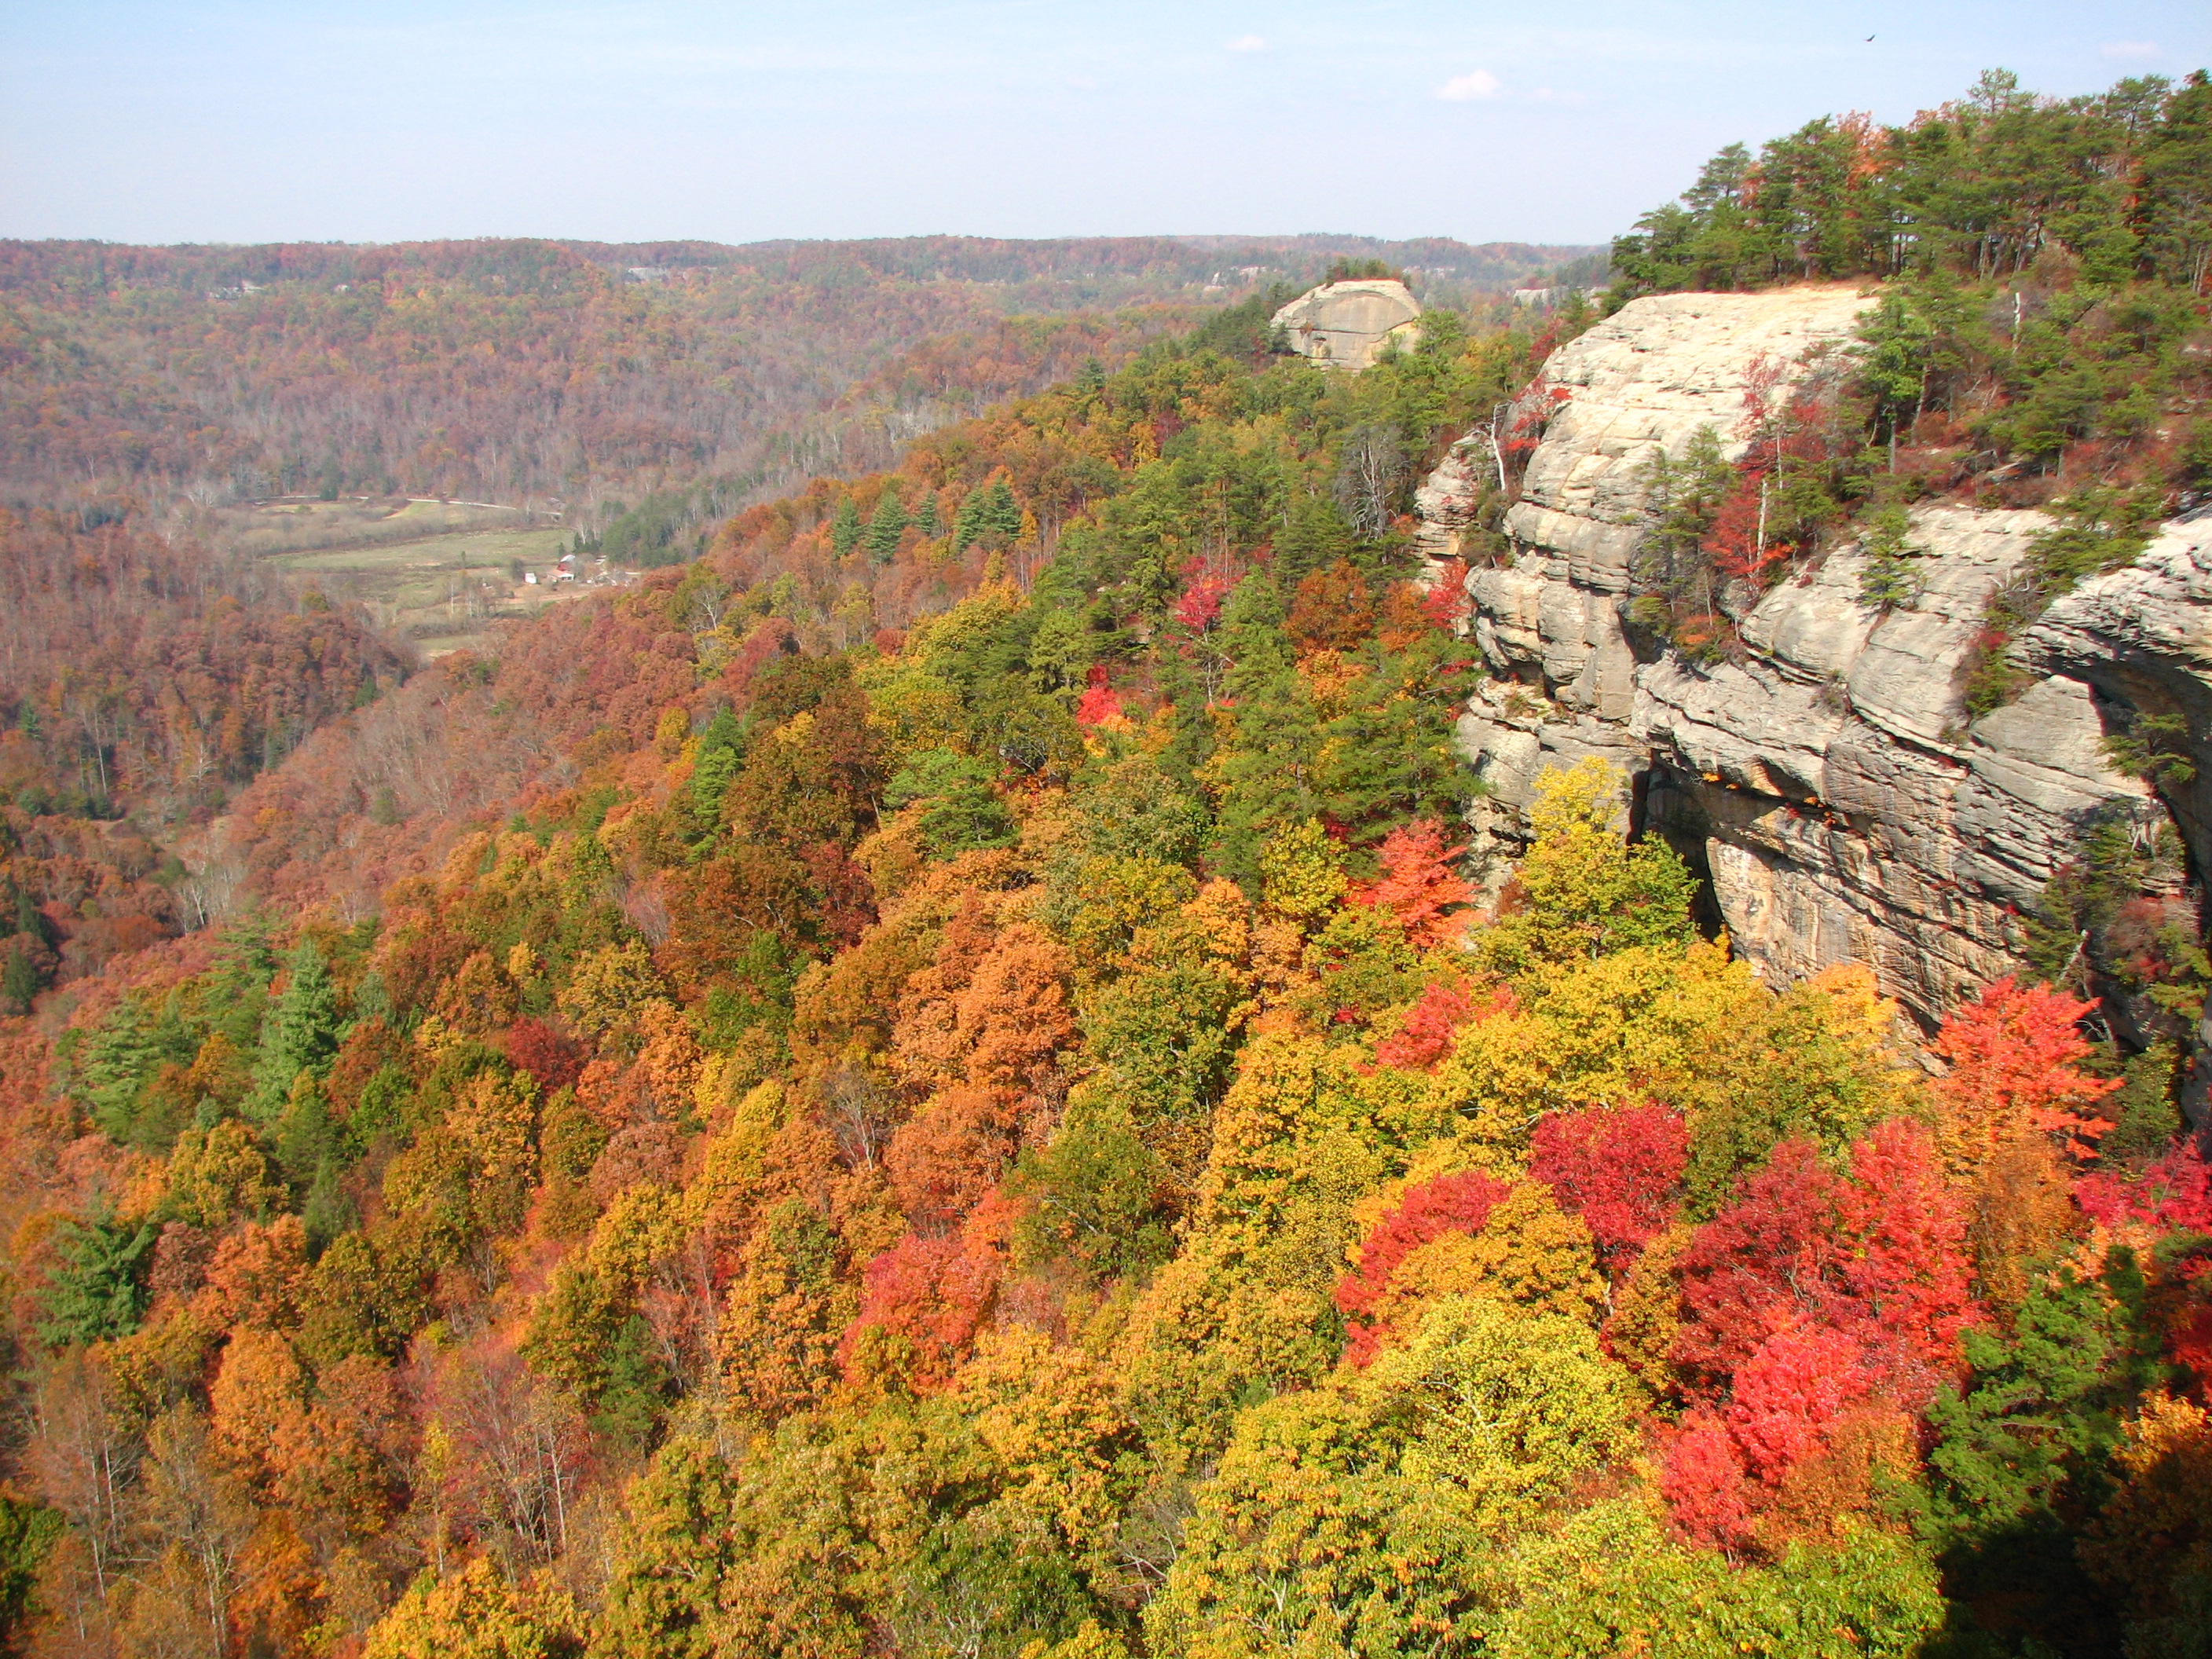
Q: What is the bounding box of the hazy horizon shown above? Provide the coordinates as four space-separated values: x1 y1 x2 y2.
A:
0 229 1605 255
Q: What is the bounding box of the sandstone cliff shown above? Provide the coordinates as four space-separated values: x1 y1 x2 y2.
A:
1272 280 1423 370
1429 287 2211 1099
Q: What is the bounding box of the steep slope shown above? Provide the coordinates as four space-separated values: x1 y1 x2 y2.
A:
1 510 407 1005
5 71 2210 1659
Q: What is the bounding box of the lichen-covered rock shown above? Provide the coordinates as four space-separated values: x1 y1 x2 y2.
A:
1270 280 1423 370
1446 287 1870 867
1500 286 1873 588
1430 286 2205 1049
1453 287 1873 784
1413 433 1492 569
2025 515 2212 1118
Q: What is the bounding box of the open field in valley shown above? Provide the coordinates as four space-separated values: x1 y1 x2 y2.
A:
223 498 596 657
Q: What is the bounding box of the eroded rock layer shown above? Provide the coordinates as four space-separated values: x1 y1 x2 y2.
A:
1270 280 1423 370
1434 287 2210 1057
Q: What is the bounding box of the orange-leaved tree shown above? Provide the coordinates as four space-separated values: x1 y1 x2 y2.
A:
1932 976 2122 1172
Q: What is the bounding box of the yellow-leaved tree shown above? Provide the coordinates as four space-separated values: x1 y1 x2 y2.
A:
364 1555 582 1659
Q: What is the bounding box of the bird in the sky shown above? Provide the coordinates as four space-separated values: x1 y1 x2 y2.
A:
1866 33 1876 40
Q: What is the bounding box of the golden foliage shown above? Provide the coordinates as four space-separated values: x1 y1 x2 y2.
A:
1368 1183 1606 1335
2081 1391 2212 1624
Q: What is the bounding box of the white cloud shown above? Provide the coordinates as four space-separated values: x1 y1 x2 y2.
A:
1436 69 1501 101
2101 40 2159 58
1228 35 1266 53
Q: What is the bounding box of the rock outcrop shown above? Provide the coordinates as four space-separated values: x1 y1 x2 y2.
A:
2027 517 2212 1119
1271 280 1423 369
1433 286 2209 1065
2026 518 2212 881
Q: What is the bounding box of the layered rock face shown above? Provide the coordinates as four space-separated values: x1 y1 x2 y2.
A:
1271 280 1423 369
1435 287 2210 1056
2027 521 2212 1117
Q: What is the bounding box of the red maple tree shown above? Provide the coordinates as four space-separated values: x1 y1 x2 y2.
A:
1673 1121 1976 1404
1529 1102 1690 1269
1074 665 1123 727
1932 975 2122 1163
1335 1170 1509 1364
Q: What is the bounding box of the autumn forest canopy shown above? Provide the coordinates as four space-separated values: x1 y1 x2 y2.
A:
0 68 2210 1659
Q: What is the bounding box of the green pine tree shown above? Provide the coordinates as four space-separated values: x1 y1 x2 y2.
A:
984 478 1022 540
830 496 862 559
37 1207 154 1348
953 478 1023 551
592 1314 674 1451
1 944 37 1016
885 750 1017 859
76 994 172 1143
863 485 907 563
0 1494 64 1649
1928 1257 2161 1538
952 489 985 551
250 939 344 1121
912 491 942 539
209 911 280 1053
276 1073 340 1185
687 705 745 840
1922 1256 2160 1645
1207 575 1324 884
1315 679 1473 843
1273 492 1356 591
302 1155 358 1253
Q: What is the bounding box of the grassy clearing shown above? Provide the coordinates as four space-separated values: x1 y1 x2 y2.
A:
212 496 532 558
228 500 591 657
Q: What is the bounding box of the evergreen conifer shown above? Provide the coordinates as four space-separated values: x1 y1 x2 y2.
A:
864 486 906 562
830 496 862 559
953 478 1023 551
77 995 170 1141
37 1207 154 1347
250 939 344 1120
0 946 35 1015
1273 492 1356 591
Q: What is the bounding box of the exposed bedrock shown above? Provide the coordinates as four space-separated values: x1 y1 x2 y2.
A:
1271 279 1424 371
1430 287 2209 1068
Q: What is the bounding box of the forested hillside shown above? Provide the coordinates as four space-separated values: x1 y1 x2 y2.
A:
0 71 2208 1659
0 234 1588 533
0 511 407 1014
0 233 1584 1018
1607 66 2211 560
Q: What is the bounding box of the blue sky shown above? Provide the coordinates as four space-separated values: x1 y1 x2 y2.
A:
2 1 2207 247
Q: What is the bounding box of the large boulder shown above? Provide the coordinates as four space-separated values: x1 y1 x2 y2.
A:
1271 280 1422 370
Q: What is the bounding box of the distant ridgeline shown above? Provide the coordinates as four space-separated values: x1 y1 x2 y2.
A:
0 232 1591 1013
0 233 1595 533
